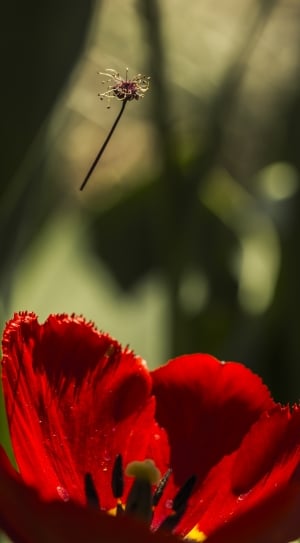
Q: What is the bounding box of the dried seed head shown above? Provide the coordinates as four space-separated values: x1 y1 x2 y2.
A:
98 68 150 108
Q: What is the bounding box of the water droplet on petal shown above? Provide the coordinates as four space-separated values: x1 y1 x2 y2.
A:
103 449 111 462
165 498 173 509
57 486 70 502
237 491 250 501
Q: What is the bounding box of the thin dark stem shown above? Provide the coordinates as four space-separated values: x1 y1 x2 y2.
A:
79 100 127 191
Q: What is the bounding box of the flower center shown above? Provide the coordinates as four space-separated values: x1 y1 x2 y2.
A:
112 81 140 101
84 454 196 533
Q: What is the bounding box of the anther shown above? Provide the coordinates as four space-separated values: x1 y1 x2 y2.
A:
84 473 100 508
159 475 196 532
111 454 125 515
173 474 196 512
152 469 172 507
112 454 124 498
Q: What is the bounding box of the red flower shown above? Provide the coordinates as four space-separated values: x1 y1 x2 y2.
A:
0 312 300 543
0 447 177 543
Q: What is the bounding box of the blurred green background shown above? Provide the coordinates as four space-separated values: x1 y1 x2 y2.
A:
1 0 300 458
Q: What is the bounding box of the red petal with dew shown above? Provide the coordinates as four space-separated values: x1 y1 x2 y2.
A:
205 475 300 543
152 354 275 488
1 312 170 507
180 405 300 540
0 449 178 543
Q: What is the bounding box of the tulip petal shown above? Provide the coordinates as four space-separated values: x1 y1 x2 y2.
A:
152 354 275 487
180 406 300 540
1 313 169 507
204 476 300 543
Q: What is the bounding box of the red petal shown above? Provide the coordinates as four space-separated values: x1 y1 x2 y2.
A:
231 405 300 496
1 312 169 506
0 449 179 543
205 475 300 543
180 406 300 539
152 354 275 487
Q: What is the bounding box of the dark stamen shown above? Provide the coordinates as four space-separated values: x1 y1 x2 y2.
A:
112 454 124 498
111 454 124 515
158 509 182 532
152 469 172 507
116 502 124 516
173 474 196 512
84 472 100 508
159 475 196 532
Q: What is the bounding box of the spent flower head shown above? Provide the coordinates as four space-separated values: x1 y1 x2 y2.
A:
80 67 150 191
98 68 150 108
